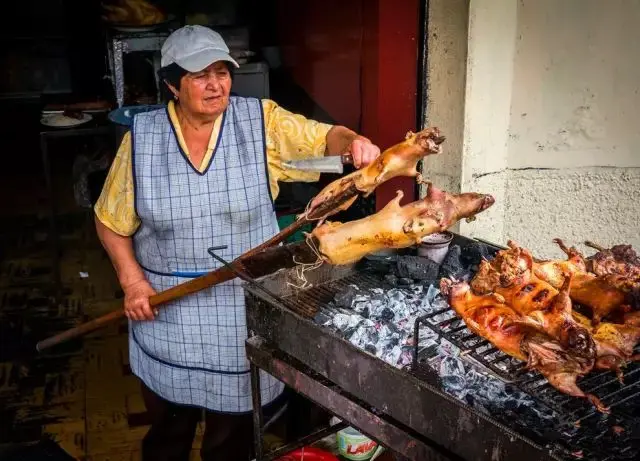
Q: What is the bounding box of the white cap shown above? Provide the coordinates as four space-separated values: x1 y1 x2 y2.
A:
161 25 239 72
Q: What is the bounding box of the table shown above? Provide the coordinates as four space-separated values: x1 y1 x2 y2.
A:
39 121 116 294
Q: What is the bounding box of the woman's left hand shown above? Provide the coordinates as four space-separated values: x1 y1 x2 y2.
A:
347 136 381 168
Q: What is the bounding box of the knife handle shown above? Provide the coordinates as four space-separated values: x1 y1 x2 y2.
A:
341 153 354 165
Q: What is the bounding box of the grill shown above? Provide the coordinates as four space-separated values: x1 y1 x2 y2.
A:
244 235 640 461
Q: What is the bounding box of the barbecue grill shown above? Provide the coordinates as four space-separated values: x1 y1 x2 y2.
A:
243 234 640 461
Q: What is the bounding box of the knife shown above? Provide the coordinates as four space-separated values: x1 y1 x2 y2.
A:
282 153 354 174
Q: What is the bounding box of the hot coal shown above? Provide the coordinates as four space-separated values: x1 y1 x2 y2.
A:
322 282 446 368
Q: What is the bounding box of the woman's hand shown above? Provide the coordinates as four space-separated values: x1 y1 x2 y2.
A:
123 279 158 321
347 135 381 168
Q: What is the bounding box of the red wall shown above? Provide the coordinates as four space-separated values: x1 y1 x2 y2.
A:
274 0 420 210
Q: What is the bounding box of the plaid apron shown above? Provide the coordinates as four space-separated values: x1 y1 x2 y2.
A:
129 97 284 413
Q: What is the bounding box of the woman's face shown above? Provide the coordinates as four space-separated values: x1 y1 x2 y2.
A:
174 61 232 119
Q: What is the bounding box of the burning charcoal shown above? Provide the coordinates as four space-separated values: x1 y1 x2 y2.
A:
396 255 440 281
365 344 378 355
398 348 414 367
381 345 403 366
379 307 395 321
353 301 370 316
314 311 332 325
439 356 467 392
438 245 468 280
334 285 360 308
386 289 407 302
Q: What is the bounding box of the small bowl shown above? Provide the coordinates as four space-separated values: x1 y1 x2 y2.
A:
417 231 454 264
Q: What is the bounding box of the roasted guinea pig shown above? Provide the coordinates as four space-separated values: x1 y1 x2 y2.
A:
308 184 494 266
572 311 640 381
533 239 630 324
440 279 607 413
469 242 596 360
584 241 640 279
303 128 445 222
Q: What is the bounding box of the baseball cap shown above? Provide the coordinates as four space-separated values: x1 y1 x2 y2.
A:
161 25 240 72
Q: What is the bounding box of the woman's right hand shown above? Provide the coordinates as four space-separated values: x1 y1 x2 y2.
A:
123 279 158 321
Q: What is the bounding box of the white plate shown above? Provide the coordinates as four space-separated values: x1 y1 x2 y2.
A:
40 113 93 128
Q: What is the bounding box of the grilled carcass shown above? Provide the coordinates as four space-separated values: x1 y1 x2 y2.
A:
309 184 494 266
584 241 640 279
440 279 607 413
470 242 596 360
572 311 640 382
303 128 445 222
533 239 631 324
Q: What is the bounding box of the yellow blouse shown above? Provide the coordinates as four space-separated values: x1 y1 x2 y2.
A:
94 99 333 236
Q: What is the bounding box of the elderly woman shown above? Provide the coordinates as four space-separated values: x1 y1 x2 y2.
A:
94 25 380 461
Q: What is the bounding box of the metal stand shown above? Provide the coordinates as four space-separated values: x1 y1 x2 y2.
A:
246 335 454 461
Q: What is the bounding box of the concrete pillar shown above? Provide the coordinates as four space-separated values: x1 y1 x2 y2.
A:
422 0 517 244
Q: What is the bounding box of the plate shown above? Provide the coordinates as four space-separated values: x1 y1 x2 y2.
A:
40 113 93 128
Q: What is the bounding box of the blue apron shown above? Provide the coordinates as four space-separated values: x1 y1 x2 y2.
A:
129 96 283 413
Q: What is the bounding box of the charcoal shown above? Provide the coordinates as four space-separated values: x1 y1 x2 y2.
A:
396 255 440 281
384 274 399 286
313 311 332 325
379 307 395 321
353 301 369 316
460 241 494 267
334 284 360 308
439 245 469 280
365 344 378 355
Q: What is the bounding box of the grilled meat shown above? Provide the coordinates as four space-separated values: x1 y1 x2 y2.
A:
584 241 640 279
469 242 596 360
572 311 640 381
310 184 494 265
534 239 630 324
303 128 445 222
441 279 606 413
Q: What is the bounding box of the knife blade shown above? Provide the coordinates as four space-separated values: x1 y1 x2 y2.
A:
282 153 354 174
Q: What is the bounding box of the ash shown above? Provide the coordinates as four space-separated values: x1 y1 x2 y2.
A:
318 282 443 368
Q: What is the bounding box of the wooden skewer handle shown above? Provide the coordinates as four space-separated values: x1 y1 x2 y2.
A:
35 218 310 352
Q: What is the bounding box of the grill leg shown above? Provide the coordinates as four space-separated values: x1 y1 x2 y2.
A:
251 363 264 461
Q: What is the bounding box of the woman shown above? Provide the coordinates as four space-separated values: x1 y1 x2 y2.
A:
94 25 380 461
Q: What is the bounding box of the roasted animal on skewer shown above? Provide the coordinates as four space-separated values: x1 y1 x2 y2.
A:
533 239 631 324
440 279 607 413
572 311 640 382
470 242 596 360
309 184 494 266
303 128 445 222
